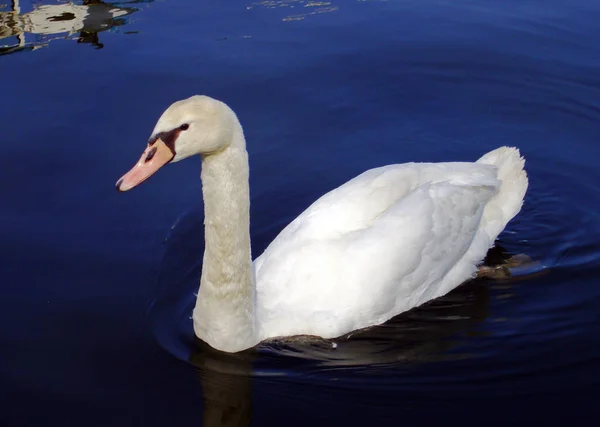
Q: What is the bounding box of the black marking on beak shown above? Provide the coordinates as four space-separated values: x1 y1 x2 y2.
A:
147 127 181 155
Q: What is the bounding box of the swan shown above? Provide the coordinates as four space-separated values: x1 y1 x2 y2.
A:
116 95 528 353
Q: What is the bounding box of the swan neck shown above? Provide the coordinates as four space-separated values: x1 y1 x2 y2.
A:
193 122 257 352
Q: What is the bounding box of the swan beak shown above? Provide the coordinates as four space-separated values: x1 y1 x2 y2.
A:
116 139 174 192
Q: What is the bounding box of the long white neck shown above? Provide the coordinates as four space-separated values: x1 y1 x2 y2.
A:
192 121 258 352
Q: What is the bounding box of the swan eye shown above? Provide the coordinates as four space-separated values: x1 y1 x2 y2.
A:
180 123 190 131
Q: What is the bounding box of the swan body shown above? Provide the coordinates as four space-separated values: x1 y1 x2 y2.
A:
117 96 528 352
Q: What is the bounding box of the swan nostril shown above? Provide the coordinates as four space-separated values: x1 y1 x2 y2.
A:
145 146 157 162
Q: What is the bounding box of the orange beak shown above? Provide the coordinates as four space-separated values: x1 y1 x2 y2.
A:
116 138 174 192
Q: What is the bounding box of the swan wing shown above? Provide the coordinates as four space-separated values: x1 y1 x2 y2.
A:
254 164 500 339
254 147 527 340
256 161 498 250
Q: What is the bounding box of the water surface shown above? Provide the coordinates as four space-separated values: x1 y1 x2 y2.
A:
2 0 600 426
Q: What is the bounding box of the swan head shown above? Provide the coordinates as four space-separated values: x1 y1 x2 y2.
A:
116 95 237 192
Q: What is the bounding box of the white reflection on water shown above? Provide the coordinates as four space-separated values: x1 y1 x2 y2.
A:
0 0 151 55
248 0 339 22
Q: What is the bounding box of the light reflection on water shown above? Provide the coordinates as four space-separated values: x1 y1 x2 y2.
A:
0 0 153 55
248 0 340 22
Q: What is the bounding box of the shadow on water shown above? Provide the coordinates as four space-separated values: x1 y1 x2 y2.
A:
0 0 152 55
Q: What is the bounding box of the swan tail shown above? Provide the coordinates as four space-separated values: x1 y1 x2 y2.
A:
476 146 528 240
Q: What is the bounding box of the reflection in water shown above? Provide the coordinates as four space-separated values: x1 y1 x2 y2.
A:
248 0 339 22
248 0 388 22
0 0 152 55
190 341 254 427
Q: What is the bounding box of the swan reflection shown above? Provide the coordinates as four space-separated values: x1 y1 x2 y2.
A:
0 0 152 56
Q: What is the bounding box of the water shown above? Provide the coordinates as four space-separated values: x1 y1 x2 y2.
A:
2 0 600 425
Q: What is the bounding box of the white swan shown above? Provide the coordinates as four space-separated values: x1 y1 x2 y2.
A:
116 95 528 353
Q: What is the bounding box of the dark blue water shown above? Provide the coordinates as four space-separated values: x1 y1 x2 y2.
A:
2 0 600 425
